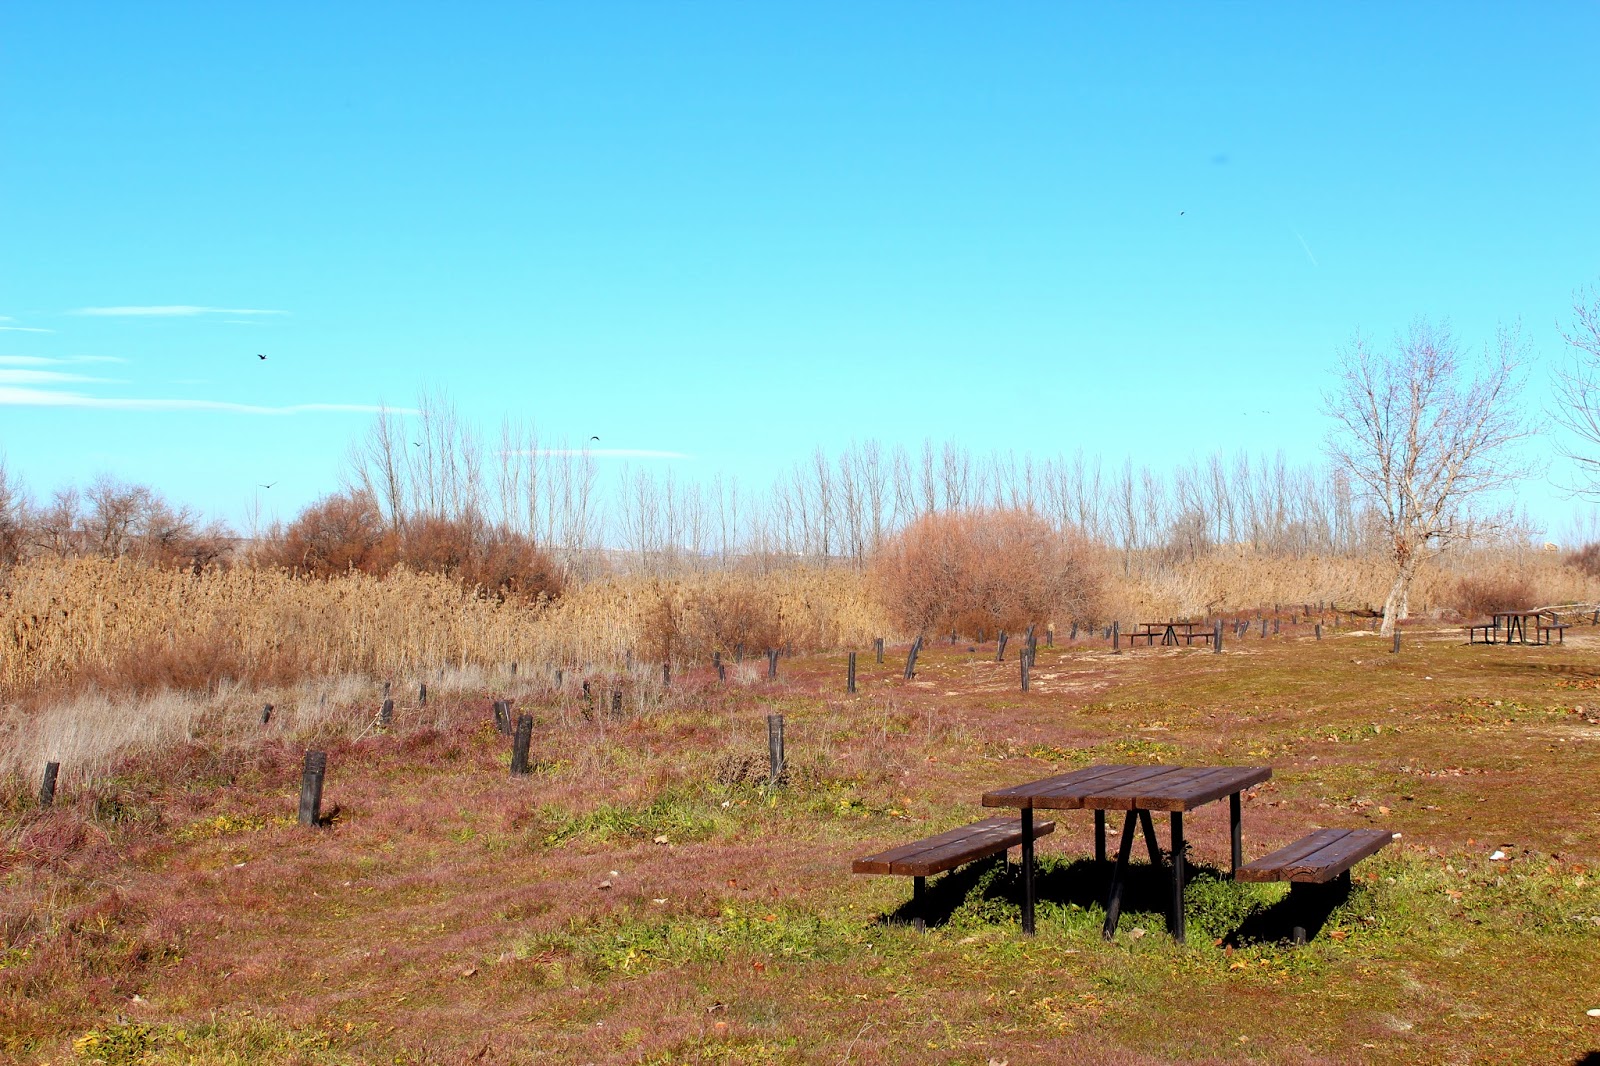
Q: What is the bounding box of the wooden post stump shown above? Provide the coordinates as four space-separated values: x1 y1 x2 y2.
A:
904 635 922 679
847 651 857 694
298 751 327 827
875 637 884 664
766 648 779 680
379 699 394 729
260 704 273 726
767 714 785 786
996 631 1008 662
510 715 534 775
39 761 59 807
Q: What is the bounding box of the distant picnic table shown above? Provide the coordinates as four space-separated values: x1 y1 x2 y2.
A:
1468 610 1568 646
1129 621 1214 647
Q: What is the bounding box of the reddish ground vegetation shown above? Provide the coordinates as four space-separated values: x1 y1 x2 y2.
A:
5 618 1600 1063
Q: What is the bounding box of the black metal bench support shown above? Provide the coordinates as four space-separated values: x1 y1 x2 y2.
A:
1230 792 1242 876
1290 870 1353 945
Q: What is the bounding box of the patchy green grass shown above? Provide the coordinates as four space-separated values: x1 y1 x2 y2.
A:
5 627 1600 1063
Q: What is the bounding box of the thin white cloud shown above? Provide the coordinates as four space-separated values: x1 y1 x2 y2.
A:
0 326 54 333
0 386 400 415
504 448 691 459
1292 229 1319 268
0 355 126 366
0 369 118 385
72 305 288 317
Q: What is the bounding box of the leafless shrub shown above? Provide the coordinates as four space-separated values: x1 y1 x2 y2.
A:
869 508 1104 637
255 490 395 577
1566 542 1600 578
1452 573 1538 619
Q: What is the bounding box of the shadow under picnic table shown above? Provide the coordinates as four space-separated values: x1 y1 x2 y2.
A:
877 854 1251 934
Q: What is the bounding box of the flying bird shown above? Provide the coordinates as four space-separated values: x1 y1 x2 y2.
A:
590 435 600 441
257 354 266 360
258 482 277 489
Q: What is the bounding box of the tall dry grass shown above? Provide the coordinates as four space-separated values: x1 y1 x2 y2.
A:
4 548 1598 783
0 558 892 698
1108 546 1600 620
6 547 1596 703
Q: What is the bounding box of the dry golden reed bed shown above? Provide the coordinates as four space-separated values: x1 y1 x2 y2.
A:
0 558 890 696
7 550 1598 698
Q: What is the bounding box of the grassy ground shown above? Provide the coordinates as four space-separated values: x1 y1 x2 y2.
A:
4 620 1600 1064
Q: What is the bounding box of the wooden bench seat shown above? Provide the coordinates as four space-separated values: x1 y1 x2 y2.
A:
1538 623 1570 645
853 815 1055 927
1237 827 1393 884
1236 827 1395 943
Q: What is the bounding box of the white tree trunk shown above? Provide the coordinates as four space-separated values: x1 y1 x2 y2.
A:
1381 560 1418 636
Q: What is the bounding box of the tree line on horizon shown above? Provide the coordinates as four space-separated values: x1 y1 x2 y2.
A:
5 291 1600 638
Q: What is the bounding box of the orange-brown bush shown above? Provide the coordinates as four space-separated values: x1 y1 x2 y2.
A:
256 491 394 577
396 515 562 603
1566 542 1600 578
1451 572 1537 618
869 509 1104 637
683 577 783 655
256 494 561 602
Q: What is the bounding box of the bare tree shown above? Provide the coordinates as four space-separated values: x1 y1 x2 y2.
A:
1551 282 1600 496
0 457 26 566
347 405 409 533
84 476 153 558
1324 320 1532 634
31 487 82 558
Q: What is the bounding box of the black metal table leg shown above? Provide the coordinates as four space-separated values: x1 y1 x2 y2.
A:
1230 791 1242 876
1021 806 1035 936
1137 809 1163 871
1169 811 1186 940
1102 811 1138 939
913 875 927 931
1095 809 1106 863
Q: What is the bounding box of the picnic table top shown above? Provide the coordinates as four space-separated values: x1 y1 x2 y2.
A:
981 763 1271 813
1492 610 1556 621
1137 620 1205 628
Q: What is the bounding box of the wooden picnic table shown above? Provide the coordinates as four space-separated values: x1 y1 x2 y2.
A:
1131 621 1213 647
1491 610 1561 645
982 763 1271 940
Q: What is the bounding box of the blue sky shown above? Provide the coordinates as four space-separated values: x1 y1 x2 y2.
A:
3 4 1598 533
